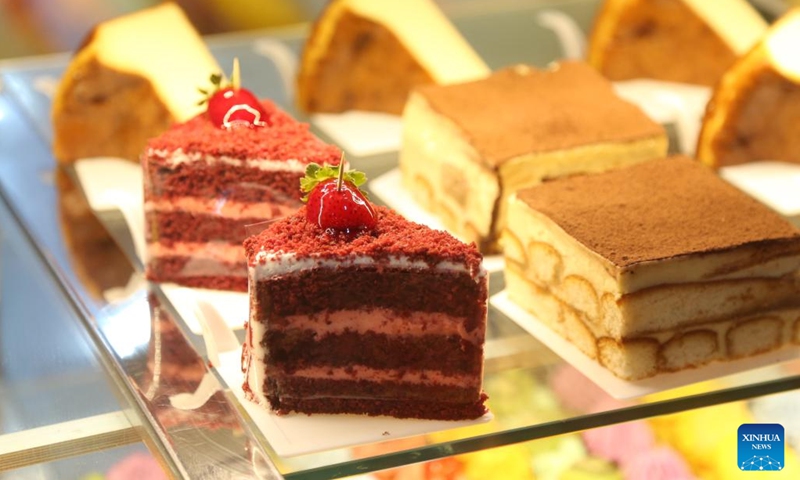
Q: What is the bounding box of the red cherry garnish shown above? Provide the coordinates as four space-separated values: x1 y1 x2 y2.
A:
207 87 269 129
306 179 377 232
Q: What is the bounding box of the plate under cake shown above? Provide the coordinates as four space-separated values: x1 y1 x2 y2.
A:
143 102 340 291
296 0 489 114
697 8 800 168
400 61 667 253
242 205 488 420
502 156 800 381
587 0 766 86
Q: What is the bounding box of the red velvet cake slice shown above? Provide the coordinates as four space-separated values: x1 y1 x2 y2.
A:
242 167 488 419
142 74 340 291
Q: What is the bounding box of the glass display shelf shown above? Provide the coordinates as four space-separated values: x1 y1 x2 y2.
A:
0 1 798 479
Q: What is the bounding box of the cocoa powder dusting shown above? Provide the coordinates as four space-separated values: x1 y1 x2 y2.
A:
517 156 800 266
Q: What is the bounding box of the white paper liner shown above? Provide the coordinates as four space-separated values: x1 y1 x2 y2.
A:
215 350 492 457
490 290 800 399
371 168 505 273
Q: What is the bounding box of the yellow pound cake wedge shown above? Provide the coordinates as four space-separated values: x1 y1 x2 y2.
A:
296 0 489 115
588 0 766 86
697 8 800 168
52 3 220 164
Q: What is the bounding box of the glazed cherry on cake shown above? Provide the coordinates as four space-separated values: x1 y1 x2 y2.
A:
300 162 377 231
200 58 270 129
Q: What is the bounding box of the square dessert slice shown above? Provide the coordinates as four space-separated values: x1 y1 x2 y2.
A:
503 157 800 380
143 98 340 291
400 61 667 252
242 199 488 420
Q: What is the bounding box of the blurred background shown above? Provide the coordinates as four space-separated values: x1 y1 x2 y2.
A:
0 0 795 61
0 0 327 60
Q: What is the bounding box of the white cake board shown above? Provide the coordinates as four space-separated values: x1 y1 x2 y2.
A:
491 291 800 399
214 351 492 457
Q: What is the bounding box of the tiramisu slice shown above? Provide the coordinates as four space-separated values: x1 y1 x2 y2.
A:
400 61 667 252
503 157 800 380
242 165 488 419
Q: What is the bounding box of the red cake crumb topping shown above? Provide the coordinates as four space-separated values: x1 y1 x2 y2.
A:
146 99 341 163
244 206 483 276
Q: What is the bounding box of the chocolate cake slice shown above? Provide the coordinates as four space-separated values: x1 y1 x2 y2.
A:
242 204 488 420
143 99 340 291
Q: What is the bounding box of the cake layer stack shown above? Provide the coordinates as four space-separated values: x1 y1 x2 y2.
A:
503 157 800 380
243 206 488 419
143 102 340 291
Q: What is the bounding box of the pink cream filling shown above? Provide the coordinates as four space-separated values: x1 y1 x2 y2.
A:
276 308 483 344
147 241 246 277
274 365 480 388
145 197 298 220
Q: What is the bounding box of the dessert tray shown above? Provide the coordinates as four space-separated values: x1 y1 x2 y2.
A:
491 291 800 399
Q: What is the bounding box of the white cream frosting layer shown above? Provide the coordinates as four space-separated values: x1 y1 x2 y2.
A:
148 148 309 172
253 251 485 282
